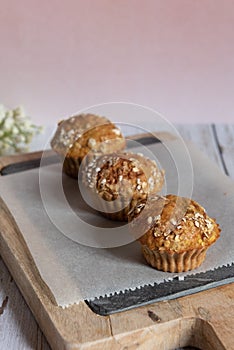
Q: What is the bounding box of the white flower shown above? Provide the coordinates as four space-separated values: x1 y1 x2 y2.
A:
0 103 42 156
19 134 26 143
14 106 25 116
23 118 32 129
3 137 12 146
6 110 13 119
3 116 14 130
12 126 19 135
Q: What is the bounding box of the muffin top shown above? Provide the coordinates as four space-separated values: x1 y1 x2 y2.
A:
51 113 125 157
129 194 220 253
82 152 165 203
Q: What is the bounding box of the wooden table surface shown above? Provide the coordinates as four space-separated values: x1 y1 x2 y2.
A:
0 124 233 350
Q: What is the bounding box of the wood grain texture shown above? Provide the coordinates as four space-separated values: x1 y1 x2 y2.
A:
0 256 39 350
109 284 233 350
0 125 234 350
213 124 234 178
175 124 225 172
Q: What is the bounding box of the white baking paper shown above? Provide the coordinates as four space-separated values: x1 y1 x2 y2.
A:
0 141 233 307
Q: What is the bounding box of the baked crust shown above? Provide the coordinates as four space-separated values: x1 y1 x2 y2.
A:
129 194 221 254
50 114 126 178
82 152 165 221
51 114 125 157
83 152 164 196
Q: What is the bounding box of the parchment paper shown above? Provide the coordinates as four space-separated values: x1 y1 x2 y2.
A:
0 141 233 307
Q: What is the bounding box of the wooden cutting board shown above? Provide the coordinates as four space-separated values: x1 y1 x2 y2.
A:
0 132 233 350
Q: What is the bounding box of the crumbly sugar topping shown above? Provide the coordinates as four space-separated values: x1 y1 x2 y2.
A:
51 114 124 154
112 128 121 135
131 194 220 252
87 138 97 148
82 152 164 203
83 153 148 201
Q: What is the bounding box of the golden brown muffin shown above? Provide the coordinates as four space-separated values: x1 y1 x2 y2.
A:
82 152 164 221
129 194 221 272
51 114 126 178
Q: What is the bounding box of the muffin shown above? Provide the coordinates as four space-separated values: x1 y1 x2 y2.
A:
51 113 126 178
129 194 221 272
81 152 164 221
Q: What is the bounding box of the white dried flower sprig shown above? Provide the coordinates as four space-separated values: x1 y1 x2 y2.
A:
0 104 42 156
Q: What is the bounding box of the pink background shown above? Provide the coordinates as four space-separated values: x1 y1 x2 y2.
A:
1 0 234 125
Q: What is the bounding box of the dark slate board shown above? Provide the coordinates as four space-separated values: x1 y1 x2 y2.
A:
0 154 60 176
85 264 234 315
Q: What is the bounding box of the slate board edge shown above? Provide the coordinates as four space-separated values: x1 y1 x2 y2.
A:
86 264 234 315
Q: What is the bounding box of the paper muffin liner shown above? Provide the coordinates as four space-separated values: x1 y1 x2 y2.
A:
89 188 139 221
63 157 82 179
141 245 208 273
98 198 135 222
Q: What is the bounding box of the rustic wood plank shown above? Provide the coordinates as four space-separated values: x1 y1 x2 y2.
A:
0 256 41 349
37 329 51 350
175 124 225 173
213 124 234 178
109 284 233 350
